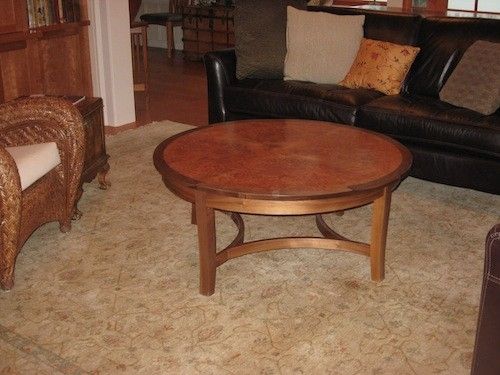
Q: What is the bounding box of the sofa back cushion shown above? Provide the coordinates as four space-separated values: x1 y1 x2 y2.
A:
307 6 422 45
234 0 307 80
404 17 500 98
439 40 500 115
284 7 365 84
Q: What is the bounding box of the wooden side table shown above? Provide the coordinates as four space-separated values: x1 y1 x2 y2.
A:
76 97 110 189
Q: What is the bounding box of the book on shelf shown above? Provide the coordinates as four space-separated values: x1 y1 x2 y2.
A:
26 0 81 29
27 0 34 28
60 0 81 23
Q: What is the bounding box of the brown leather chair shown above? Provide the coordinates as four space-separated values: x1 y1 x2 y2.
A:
0 97 85 290
140 0 193 58
471 223 500 375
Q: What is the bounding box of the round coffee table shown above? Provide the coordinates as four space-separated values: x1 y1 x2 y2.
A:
154 119 412 296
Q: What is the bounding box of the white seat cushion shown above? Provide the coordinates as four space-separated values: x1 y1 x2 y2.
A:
5 142 61 191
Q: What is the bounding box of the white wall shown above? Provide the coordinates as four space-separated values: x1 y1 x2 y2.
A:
88 0 136 127
137 0 183 50
449 0 500 12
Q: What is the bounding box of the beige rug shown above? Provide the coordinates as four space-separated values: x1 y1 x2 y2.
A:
0 120 499 374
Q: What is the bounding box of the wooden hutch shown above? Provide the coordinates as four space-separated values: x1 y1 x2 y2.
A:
0 0 92 103
0 0 110 189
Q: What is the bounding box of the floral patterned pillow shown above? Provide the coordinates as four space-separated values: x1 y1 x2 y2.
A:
340 38 420 95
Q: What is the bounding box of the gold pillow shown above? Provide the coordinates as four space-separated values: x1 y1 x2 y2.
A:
340 38 420 95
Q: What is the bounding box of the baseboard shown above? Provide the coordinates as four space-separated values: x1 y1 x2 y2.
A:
105 122 138 135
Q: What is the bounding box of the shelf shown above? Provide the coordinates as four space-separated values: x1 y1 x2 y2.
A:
0 0 92 103
29 20 90 32
0 20 90 46
28 20 90 38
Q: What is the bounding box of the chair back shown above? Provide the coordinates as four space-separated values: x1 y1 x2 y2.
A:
169 0 192 14
129 0 143 23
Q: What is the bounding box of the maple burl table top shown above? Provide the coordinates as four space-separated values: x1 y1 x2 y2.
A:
154 119 412 201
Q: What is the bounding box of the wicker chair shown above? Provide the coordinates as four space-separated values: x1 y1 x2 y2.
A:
0 97 85 290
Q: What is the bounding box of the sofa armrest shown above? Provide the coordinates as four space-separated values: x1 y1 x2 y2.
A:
0 97 85 218
485 225 500 279
203 49 237 124
471 223 500 375
0 147 22 279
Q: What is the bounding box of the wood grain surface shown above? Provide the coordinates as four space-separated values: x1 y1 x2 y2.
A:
154 120 413 295
155 119 412 201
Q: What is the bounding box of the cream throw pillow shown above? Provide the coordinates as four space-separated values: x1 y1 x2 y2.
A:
284 7 365 84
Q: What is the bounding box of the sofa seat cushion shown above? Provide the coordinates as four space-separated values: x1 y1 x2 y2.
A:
356 95 500 157
224 79 384 125
5 142 61 191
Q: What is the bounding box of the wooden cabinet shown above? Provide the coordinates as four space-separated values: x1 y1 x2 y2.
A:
77 97 110 189
0 0 92 103
182 5 234 61
0 0 27 34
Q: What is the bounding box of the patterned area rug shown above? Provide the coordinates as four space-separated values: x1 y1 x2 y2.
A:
0 120 499 374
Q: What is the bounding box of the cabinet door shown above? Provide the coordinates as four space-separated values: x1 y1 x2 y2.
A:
0 46 31 102
0 0 27 34
39 31 86 95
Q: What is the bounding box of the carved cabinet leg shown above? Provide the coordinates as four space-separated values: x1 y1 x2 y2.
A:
59 220 71 233
97 164 111 190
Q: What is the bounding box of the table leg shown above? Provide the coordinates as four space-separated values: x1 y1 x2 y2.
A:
195 193 217 296
191 204 196 225
370 187 391 281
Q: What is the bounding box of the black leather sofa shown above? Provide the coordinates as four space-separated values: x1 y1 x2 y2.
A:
204 7 500 194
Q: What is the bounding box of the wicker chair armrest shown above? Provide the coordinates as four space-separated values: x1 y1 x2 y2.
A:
0 97 86 214
0 147 22 281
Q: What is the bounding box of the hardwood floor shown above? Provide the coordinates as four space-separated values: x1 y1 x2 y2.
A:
134 48 208 128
